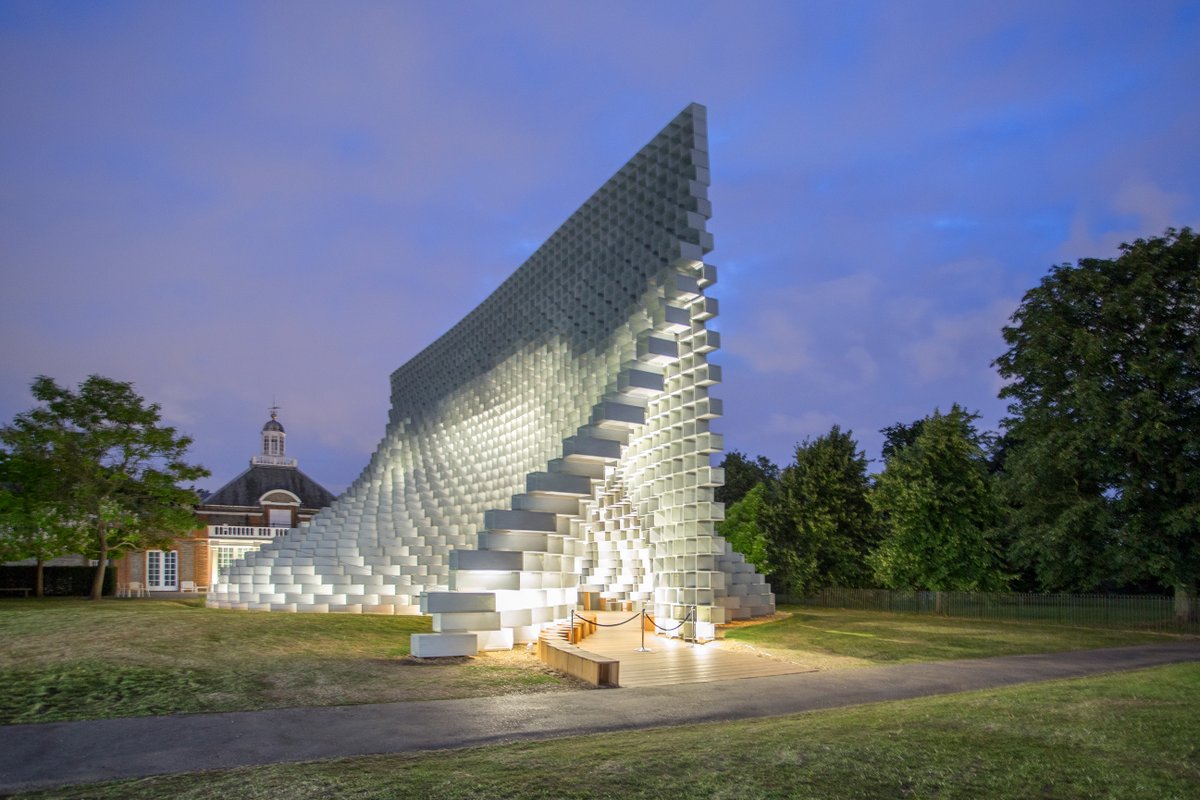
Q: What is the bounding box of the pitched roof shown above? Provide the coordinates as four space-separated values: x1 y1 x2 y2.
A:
200 464 336 510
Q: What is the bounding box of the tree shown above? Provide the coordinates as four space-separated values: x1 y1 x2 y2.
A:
759 426 880 596
717 482 770 576
995 228 1200 619
0 448 86 597
869 406 1007 595
715 450 779 507
0 375 209 600
879 419 925 461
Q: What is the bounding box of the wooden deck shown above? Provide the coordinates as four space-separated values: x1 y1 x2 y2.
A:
578 610 811 688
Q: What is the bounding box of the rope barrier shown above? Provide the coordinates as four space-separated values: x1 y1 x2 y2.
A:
646 606 694 633
568 604 703 652
571 610 644 628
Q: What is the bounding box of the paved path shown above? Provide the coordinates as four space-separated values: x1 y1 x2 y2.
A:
2 641 1198 794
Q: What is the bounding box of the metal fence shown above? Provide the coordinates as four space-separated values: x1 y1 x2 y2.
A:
781 587 1200 634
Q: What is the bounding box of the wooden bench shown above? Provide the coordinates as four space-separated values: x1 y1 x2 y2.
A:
0 587 32 597
537 632 620 687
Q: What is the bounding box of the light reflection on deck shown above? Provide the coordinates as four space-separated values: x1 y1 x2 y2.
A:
579 611 813 688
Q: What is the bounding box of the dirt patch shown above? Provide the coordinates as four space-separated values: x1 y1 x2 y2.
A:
393 655 474 666
393 647 593 690
481 647 595 690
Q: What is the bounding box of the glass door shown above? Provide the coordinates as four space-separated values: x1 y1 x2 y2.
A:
146 550 178 590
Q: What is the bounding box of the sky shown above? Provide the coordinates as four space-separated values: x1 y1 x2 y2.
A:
2 0 1198 494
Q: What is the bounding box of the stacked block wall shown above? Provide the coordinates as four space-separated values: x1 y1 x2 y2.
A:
210 104 774 642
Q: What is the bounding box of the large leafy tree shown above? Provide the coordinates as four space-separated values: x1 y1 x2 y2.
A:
759 426 880 595
995 228 1200 619
0 447 86 596
0 375 209 599
714 450 779 507
869 405 1007 593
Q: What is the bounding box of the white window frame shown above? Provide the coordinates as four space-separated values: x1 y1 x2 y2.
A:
145 550 178 590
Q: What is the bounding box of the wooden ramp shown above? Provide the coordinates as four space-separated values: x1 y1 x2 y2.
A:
578 611 811 688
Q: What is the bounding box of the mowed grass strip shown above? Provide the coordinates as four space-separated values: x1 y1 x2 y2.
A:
723 606 1183 667
0 598 575 724
16 663 1200 800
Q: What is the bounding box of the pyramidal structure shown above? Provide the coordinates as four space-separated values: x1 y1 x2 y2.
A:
208 104 775 655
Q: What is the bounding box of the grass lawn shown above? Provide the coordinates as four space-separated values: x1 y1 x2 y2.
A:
721 606 1184 669
0 598 577 725
15 663 1199 800
2 600 1188 727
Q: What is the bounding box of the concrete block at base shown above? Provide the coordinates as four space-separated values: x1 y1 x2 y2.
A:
411 633 478 658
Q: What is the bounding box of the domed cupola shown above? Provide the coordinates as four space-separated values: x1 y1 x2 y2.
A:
252 406 297 467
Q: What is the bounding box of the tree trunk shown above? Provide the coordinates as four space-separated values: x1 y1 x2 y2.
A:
90 527 108 601
35 556 44 598
1175 582 1197 624
934 591 945 614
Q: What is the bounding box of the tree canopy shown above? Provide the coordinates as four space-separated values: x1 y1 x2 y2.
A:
879 419 926 461
0 375 209 599
995 228 1200 617
0 445 86 596
757 426 879 596
870 405 1007 592
715 450 779 507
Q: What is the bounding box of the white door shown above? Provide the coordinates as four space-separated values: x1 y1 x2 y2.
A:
146 550 178 590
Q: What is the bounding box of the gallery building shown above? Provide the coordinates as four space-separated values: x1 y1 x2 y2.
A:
114 410 335 594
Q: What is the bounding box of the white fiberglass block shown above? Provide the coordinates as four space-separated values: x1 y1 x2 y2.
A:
450 571 520 591
421 591 497 614
432 611 502 632
448 550 523 571
475 628 514 651
484 509 557 532
411 633 478 657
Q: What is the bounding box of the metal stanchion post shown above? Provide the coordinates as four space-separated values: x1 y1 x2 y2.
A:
635 607 653 652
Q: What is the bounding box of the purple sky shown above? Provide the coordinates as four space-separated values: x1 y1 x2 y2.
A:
2 1 1198 494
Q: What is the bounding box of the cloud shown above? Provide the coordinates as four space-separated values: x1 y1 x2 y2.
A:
900 297 1019 383
1055 174 1190 263
1113 174 1189 233
734 310 815 374
730 273 879 385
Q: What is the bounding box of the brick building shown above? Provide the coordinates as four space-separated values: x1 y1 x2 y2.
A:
115 409 336 593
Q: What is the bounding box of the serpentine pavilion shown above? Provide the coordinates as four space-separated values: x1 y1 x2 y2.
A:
209 104 776 656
